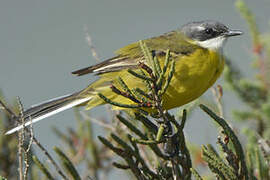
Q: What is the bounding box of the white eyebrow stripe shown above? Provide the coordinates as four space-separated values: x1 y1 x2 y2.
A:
196 26 206 31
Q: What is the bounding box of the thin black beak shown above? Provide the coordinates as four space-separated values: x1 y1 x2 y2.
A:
225 30 243 37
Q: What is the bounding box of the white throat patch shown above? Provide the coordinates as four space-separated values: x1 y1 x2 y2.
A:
196 36 227 51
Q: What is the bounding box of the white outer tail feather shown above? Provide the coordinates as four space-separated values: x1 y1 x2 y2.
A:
5 97 91 135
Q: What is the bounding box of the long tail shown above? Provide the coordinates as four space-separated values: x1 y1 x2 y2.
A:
5 92 91 135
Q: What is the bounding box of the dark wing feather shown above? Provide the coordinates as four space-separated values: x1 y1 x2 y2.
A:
72 31 199 76
72 56 131 76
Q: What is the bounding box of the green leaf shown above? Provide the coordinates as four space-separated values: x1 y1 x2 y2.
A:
190 168 203 180
54 147 81 180
200 104 249 179
32 156 54 180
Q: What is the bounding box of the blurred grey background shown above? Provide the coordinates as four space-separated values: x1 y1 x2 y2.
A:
0 0 269 179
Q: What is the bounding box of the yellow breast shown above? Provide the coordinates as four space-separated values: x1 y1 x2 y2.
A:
162 48 224 110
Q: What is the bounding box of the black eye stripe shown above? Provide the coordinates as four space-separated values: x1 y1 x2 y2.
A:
180 20 229 41
205 28 221 37
205 28 214 34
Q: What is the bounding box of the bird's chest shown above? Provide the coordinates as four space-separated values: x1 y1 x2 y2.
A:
163 49 224 109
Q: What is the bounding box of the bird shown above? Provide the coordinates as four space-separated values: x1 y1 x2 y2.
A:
5 20 242 135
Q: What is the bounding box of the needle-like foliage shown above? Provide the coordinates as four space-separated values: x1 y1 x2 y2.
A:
0 1 269 179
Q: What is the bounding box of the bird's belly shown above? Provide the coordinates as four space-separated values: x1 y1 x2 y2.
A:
163 50 224 110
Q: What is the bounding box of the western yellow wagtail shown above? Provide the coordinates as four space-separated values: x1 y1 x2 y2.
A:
6 20 242 135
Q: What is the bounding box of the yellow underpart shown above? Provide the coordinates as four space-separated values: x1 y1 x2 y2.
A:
81 48 224 111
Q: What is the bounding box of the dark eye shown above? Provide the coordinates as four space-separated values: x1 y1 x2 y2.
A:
205 28 214 34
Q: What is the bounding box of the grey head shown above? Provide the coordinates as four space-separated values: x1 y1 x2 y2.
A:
180 20 242 50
